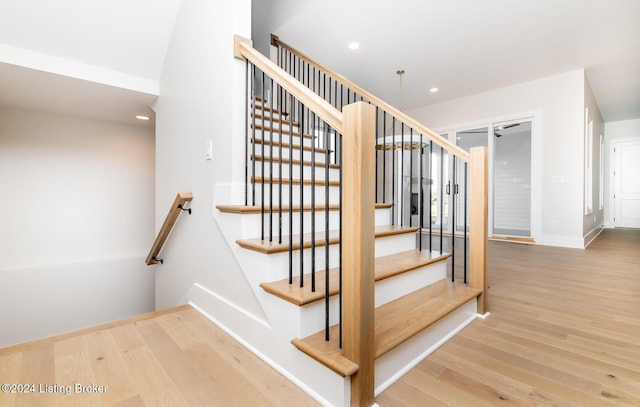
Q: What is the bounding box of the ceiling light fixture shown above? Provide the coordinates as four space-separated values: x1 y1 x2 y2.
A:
348 41 360 50
136 115 150 121
430 87 439 93
397 70 405 111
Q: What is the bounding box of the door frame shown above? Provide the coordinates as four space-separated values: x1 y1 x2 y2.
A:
434 111 540 240
611 138 640 228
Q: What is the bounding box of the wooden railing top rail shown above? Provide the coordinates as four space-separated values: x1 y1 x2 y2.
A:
145 192 193 265
234 35 344 134
271 34 471 162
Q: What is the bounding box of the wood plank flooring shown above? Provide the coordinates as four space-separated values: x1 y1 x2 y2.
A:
1 229 637 406
0 306 319 407
377 228 640 406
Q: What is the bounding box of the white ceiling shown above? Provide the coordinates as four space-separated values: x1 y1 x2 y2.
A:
0 0 638 128
0 0 182 127
255 0 640 122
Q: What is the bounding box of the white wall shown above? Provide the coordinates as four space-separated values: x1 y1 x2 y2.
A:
603 118 640 226
153 0 265 317
583 75 605 243
408 70 586 248
0 107 155 347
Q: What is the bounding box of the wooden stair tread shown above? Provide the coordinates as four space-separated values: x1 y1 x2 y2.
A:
260 250 451 306
252 176 340 187
374 280 481 357
292 280 481 376
252 155 340 170
217 202 391 215
291 330 358 377
236 225 419 254
252 138 328 154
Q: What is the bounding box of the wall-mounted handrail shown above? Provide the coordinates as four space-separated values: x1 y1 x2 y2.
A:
145 192 193 265
271 34 470 162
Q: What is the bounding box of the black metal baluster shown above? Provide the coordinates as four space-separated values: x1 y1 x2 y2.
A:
299 101 305 288
325 123 331 342
383 112 387 203
261 71 266 240
288 93 294 285
375 107 379 202
338 132 343 347
244 60 249 206
392 117 396 225
429 141 433 252
269 77 274 242
400 123 405 227
311 110 316 293
409 128 414 227
452 156 456 281
464 161 468 284
419 134 424 250
278 83 283 244
439 146 444 255
251 65 256 206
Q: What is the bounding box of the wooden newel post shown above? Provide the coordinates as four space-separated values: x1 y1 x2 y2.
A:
341 102 376 406
469 147 489 314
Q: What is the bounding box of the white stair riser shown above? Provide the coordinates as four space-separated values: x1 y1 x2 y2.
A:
241 232 417 284
250 160 340 182
252 183 341 206
233 208 392 239
252 143 335 163
242 211 340 240
374 256 446 307
374 299 478 396
251 129 315 148
291 260 448 337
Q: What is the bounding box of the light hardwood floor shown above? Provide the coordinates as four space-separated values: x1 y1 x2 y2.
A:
377 228 640 406
0 306 319 407
1 229 637 406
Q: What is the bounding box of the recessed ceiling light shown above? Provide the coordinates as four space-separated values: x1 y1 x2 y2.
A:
348 42 360 50
136 115 150 120
429 87 439 93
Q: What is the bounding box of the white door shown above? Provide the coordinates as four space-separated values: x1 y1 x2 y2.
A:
614 140 640 228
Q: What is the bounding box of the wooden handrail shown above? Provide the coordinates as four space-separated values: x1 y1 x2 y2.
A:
271 34 471 162
235 35 488 405
145 192 193 265
234 35 344 134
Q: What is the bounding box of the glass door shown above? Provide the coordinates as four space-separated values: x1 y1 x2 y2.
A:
492 120 532 237
428 138 449 231
454 127 488 234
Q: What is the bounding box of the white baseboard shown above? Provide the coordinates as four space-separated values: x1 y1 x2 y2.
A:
584 225 604 248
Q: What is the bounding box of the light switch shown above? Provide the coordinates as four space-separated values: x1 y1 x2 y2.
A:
205 140 213 160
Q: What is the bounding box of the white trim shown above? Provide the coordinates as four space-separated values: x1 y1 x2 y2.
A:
374 306 478 396
535 234 585 249
433 111 540 241
0 43 158 95
583 226 604 248
476 311 491 319
192 283 271 329
611 139 640 228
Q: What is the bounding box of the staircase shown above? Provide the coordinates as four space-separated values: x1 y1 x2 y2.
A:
204 35 488 406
